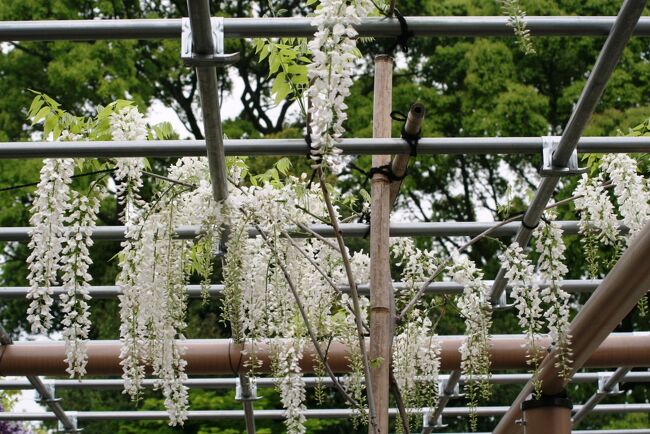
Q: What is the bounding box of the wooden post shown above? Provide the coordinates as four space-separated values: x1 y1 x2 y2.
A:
369 54 394 434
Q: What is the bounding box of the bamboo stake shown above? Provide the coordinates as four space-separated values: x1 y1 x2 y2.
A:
389 103 425 207
369 54 394 434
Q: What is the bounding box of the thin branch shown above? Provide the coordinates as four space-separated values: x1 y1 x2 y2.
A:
318 168 379 434
389 371 411 434
250 221 360 408
142 170 197 189
290 219 341 253
280 228 369 333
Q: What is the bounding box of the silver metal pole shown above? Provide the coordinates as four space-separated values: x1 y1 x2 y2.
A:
572 367 631 427
0 221 628 242
0 404 648 421
1 136 650 159
489 0 647 303
3 370 649 390
2 17 650 41
0 279 604 299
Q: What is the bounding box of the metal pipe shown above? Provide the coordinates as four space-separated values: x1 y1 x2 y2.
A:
1 333 649 376
1 136 650 159
488 0 646 303
27 376 78 432
0 279 604 299
4 370 650 390
422 369 462 434
493 217 650 433
187 0 228 202
572 367 631 427
0 404 648 421
0 221 628 242
2 17 650 41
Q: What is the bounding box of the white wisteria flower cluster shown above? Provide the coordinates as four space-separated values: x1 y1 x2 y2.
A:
534 215 573 379
447 253 492 430
221 175 373 434
392 315 441 419
26 157 75 335
500 243 543 364
600 153 650 240
111 106 147 224
307 0 373 170
574 173 620 245
60 192 100 378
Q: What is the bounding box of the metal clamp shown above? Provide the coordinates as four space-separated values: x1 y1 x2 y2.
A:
439 378 464 398
540 136 587 176
422 412 448 429
181 17 240 67
492 290 515 311
598 372 623 395
235 377 261 402
58 411 82 433
35 381 60 404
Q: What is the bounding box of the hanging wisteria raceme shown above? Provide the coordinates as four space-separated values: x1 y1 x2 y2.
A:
117 157 219 425
307 0 373 170
26 155 76 334
499 242 543 393
447 253 492 431
574 173 620 245
534 214 573 379
600 153 650 241
392 315 441 423
110 106 147 224
60 192 100 378
273 340 308 434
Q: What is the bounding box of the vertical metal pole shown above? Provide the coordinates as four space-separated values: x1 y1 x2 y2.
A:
369 54 394 434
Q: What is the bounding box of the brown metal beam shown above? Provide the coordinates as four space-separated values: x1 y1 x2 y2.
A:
493 218 650 434
2 334 649 377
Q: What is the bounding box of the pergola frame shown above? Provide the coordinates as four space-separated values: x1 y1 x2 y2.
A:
1 1 650 433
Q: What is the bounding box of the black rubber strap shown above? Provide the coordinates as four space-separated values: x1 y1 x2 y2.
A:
389 9 413 54
368 164 407 182
521 219 540 230
390 110 421 157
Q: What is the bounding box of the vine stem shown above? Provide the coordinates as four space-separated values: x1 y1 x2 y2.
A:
250 220 360 408
389 371 410 434
280 228 369 333
318 168 379 434
290 218 342 253
398 181 616 321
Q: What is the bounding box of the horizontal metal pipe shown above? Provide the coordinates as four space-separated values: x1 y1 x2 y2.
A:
0 404 648 421
0 279 603 299
0 333 648 376
0 221 627 242
2 17 650 41
4 370 649 390
1 136 649 159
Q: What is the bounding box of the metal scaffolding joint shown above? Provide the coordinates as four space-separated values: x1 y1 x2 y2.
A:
181 17 239 67
540 136 587 176
597 372 623 396
235 377 260 402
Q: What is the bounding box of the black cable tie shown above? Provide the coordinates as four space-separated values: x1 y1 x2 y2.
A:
391 110 421 157
388 9 414 54
368 164 407 182
521 219 540 230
